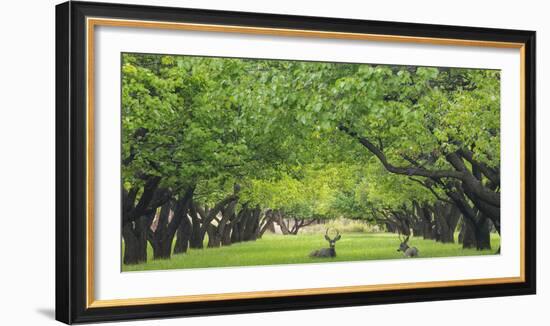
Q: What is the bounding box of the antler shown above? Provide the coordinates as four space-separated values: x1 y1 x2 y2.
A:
325 228 340 241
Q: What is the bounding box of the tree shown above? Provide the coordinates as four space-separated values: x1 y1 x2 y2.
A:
121 54 501 264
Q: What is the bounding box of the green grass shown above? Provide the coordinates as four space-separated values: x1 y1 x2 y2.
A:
122 232 500 272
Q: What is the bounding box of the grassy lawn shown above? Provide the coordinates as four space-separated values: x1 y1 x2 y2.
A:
123 232 500 272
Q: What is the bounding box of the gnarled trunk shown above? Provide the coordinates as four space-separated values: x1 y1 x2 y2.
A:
244 206 261 241
189 203 204 249
122 214 150 265
121 177 169 265
230 221 243 243
231 206 251 243
275 212 316 235
459 217 477 248
258 210 276 238
275 211 290 235
221 225 233 246
199 188 241 248
474 214 492 250
211 196 239 247
148 188 194 260
149 203 173 259
433 201 461 243
420 204 435 240
206 224 219 248
173 213 192 254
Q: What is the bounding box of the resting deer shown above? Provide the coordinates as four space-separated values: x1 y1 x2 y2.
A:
397 233 419 258
310 229 341 258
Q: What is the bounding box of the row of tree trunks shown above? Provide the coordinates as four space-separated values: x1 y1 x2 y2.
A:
231 205 263 243
337 125 500 251
382 199 493 250
408 174 495 251
432 201 461 243
122 177 280 265
171 186 268 252
441 181 492 250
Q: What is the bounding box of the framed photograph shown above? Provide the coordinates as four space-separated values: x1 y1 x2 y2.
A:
56 1 536 324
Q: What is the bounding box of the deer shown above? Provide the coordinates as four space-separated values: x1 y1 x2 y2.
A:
310 229 341 258
397 233 419 258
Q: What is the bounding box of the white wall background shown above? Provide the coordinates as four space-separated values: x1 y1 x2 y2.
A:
0 0 545 325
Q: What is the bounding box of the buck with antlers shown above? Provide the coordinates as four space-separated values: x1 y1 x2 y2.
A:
397 232 419 258
310 229 341 258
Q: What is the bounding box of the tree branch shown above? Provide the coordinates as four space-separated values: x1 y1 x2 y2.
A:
338 124 463 179
408 177 453 204
457 148 500 186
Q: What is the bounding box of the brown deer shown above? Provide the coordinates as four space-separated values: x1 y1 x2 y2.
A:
310 229 341 258
397 233 419 258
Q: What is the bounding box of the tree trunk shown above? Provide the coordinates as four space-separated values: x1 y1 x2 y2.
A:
275 211 290 235
445 204 461 243
421 204 435 240
433 201 461 243
475 214 492 250
122 223 140 265
217 197 238 246
122 213 153 265
199 189 240 248
455 209 490 250
221 225 233 246
385 222 396 233
121 177 169 265
148 188 194 260
232 207 250 243
244 206 261 241
207 224 220 248
411 218 424 237
189 203 204 249
173 213 192 254
267 221 276 233
259 219 275 238
122 224 143 264
460 217 477 249
458 218 464 243
231 221 243 243
442 182 492 250
149 203 172 259
410 201 423 236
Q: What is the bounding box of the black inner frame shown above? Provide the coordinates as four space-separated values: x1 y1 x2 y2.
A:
56 1 536 324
